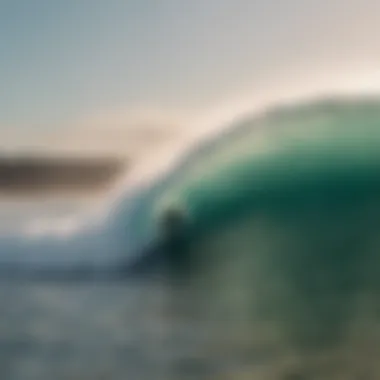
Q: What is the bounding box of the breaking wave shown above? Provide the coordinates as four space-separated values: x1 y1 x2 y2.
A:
1 94 380 281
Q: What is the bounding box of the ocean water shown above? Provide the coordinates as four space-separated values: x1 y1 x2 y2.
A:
0 282 209 380
2 97 380 379
0 200 212 379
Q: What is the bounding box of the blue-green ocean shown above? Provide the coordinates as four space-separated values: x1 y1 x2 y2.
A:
2 97 380 379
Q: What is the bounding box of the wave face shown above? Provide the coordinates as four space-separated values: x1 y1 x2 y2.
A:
2 97 380 375
105 97 380 374
1 98 380 269
110 97 380 250
148 97 380 375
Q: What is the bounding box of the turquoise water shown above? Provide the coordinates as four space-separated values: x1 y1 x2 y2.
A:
3 97 380 378
145 98 380 377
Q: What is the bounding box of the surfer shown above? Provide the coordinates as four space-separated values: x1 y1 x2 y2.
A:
158 206 193 285
119 206 193 282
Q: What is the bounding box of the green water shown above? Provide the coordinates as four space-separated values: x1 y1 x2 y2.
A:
3 99 380 379
150 98 380 377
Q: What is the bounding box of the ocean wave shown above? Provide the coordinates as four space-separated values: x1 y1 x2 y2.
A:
1 95 380 279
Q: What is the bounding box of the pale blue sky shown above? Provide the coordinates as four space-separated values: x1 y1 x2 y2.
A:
1 0 380 139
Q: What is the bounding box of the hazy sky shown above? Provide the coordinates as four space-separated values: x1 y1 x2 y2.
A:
1 0 380 152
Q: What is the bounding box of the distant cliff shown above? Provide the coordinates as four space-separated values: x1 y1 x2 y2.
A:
0 156 126 196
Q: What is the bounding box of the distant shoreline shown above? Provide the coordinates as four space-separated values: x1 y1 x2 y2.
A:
0 155 127 197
